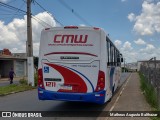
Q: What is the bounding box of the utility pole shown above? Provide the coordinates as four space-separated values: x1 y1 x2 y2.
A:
27 0 34 86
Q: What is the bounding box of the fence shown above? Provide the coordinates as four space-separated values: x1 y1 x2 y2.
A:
140 58 160 109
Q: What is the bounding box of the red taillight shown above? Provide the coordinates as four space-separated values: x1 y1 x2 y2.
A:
38 69 45 89
64 26 78 29
95 71 105 92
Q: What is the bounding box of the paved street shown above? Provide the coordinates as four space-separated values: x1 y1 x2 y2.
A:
1 72 149 120
0 72 130 120
0 80 19 87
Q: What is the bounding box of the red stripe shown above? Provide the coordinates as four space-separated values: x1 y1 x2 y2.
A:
44 52 97 57
45 63 87 93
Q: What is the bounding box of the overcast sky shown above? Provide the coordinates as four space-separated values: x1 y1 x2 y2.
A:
0 0 160 63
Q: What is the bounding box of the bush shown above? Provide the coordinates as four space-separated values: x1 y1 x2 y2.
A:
34 72 38 86
19 73 38 87
19 78 28 85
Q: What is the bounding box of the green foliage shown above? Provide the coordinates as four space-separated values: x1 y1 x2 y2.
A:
19 72 38 87
139 72 160 120
34 57 38 69
19 78 28 85
0 84 34 96
139 72 158 109
121 67 129 72
34 72 38 86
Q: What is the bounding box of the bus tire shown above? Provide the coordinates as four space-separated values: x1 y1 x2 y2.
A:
112 85 115 95
108 97 112 102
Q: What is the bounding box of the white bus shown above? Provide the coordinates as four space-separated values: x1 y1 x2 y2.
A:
38 26 123 104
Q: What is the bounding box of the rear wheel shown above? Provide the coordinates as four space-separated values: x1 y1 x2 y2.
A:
108 97 112 102
112 85 115 95
108 86 114 102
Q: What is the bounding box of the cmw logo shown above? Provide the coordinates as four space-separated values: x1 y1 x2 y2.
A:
54 35 88 43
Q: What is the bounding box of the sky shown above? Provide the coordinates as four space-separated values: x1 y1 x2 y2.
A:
0 0 160 63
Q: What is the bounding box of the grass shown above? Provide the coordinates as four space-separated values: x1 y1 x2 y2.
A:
139 72 160 120
0 73 38 96
0 84 35 96
139 72 158 109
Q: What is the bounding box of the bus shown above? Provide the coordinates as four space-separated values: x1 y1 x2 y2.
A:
38 26 123 104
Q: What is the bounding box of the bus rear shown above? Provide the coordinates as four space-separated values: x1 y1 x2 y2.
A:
38 26 107 104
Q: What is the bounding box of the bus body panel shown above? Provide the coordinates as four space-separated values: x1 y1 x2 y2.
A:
38 87 106 104
38 27 121 104
41 60 100 93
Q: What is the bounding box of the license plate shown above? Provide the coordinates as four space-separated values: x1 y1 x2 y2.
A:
60 85 72 90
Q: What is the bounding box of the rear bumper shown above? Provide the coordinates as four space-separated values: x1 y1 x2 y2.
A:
38 87 105 104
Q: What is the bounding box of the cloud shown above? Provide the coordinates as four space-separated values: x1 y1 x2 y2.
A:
122 51 138 63
128 1 160 35
114 39 160 62
118 41 137 62
140 44 155 54
134 38 146 45
79 24 86 26
127 13 136 22
0 12 57 56
144 0 159 3
114 40 135 62
137 43 160 61
122 41 133 51
114 40 122 48
121 0 127 2
144 0 153 2
0 0 9 3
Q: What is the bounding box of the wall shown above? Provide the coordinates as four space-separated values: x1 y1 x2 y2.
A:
14 60 26 77
0 60 13 77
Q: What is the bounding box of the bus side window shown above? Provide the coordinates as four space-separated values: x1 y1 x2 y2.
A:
106 36 122 66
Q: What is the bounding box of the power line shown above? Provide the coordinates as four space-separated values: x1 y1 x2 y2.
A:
0 1 54 28
7 2 26 23
0 1 26 14
34 0 46 12
7 0 18 5
34 0 64 26
58 0 92 26
0 13 25 15
0 7 16 13
32 17 46 28
0 1 26 23
32 15 53 27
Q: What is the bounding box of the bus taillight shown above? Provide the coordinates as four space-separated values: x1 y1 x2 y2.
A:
38 69 45 89
95 71 105 92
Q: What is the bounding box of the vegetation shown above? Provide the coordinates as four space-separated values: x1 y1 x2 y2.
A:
139 72 159 120
19 72 38 87
19 77 28 85
0 72 38 96
34 57 38 69
0 84 35 96
34 72 38 86
139 72 157 108
121 67 129 72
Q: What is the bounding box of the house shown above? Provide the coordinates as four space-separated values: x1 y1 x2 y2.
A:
0 49 27 78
